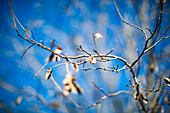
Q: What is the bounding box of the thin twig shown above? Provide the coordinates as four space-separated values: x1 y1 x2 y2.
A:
145 28 153 34
93 50 104 60
139 75 162 93
105 48 114 56
33 62 48 78
82 67 114 72
51 76 63 92
77 45 91 56
31 29 36 40
82 65 127 73
114 0 147 39
144 25 170 53
20 44 35 60
92 33 98 52
136 49 140 77
50 62 67 69
92 81 108 96
79 91 133 109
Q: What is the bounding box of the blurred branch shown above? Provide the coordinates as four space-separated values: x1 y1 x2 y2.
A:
92 33 98 52
140 77 161 93
151 85 166 113
0 102 12 113
51 76 133 109
79 91 133 109
92 81 108 96
33 62 48 78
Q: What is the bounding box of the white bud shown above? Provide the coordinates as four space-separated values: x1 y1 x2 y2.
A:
54 45 63 54
94 33 103 39
88 56 96 64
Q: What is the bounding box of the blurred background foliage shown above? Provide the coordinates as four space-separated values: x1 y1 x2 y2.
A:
0 0 169 112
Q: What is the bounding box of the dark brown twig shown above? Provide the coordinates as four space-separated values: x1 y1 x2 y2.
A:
105 48 114 56
20 44 35 60
77 45 91 56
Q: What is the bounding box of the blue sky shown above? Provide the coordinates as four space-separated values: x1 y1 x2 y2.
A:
0 0 169 113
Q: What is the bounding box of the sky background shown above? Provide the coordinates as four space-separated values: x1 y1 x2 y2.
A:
0 0 169 113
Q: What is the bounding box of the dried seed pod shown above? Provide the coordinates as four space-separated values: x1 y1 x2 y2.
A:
16 96 22 105
94 33 103 39
49 101 59 108
164 78 170 86
45 68 53 80
63 72 72 95
63 72 83 95
50 40 56 49
88 56 96 64
74 61 79 72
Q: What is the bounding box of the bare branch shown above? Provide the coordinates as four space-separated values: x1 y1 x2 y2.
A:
82 67 114 72
114 0 147 39
82 65 126 73
0 102 12 113
131 0 164 67
144 25 170 53
77 45 91 56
